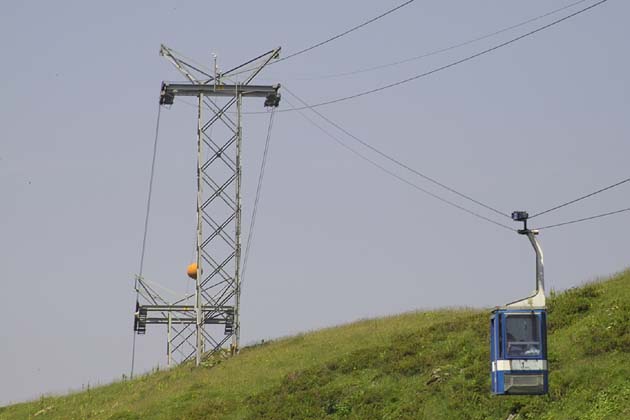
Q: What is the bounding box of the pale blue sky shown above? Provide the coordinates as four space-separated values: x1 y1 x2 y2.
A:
1 0 628 405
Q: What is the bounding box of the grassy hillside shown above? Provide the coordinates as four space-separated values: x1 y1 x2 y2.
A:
2 269 630 420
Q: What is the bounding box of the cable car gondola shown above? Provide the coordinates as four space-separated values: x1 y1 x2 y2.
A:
490 211 548 395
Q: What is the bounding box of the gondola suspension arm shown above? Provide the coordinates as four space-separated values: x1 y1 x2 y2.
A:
506 211 546 309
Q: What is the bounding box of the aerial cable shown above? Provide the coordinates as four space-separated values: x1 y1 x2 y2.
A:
273 0 415 64
268 0 609 113
131 103 163 379
241 109 278 288
226 0 416 78
284 96 514 232
298 0 593 80
530 175 630 219
284 85 511 220
534 206 630 230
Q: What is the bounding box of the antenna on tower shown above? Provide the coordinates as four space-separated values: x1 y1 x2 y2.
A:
212 53 218 88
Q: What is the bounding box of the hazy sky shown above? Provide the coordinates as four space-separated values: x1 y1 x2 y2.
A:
1 0 628 406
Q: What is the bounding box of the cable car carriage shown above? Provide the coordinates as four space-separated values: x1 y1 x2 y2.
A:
491 211 548 395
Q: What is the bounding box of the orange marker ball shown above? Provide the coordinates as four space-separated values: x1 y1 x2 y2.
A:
187 263 199 279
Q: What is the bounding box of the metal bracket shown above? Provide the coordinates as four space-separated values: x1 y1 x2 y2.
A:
505 211 546 309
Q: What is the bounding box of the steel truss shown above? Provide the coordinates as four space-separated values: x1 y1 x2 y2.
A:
134 44 281 366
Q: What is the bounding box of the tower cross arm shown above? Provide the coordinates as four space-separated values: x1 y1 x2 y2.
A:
160 82 281 104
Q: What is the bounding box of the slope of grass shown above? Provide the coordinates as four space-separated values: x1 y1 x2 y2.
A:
2 269 629 420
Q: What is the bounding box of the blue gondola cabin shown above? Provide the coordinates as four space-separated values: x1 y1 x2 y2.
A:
490 308 548 395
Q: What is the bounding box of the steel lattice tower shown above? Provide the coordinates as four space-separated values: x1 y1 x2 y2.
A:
133 45 281 366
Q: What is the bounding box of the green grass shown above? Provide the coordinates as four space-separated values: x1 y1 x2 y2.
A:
2 269 630 419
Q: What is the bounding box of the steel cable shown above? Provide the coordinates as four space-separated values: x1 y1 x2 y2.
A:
298 0 593 80
274 0 415 64
530 176 630 219
266 0 610 113
284 97 514 232
284 85 511 220
535 207 630 230
224 1 416 79
241 109 278 288
131 103 162 379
